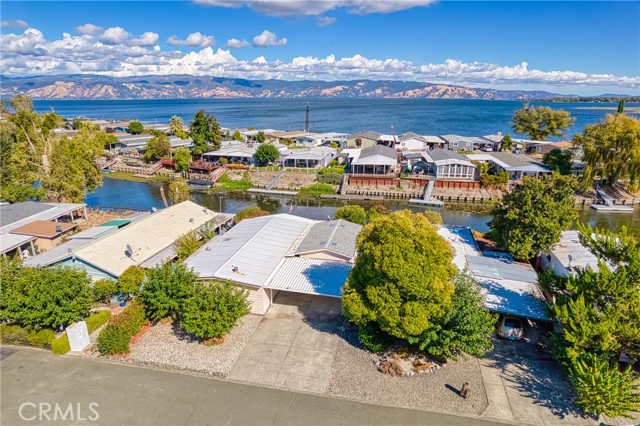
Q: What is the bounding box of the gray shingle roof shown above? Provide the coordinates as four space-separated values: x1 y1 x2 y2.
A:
294 220 361 259
0 202 55 227
359 144 397 159
424 148 467 162
353 131 382 140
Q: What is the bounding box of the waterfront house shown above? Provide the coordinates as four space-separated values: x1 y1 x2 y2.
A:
112 133 193 152
25 201 234 281
396 133 446 151
347 145 399 186
418 149 477 180
185 214 361 314
202 142 256 165
346 131 382 149
465 152 552 180
0 202 87 257
281 146 337 168
442 135 487 152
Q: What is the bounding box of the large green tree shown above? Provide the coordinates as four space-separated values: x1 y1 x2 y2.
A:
0 258 93 331
543 149 573 175
573 113 640 188
512 104 575 140
1 95 105 203
172 147 191 172
254 143 280 166
179 281 250 340
189 110 222 155
488 173 577 259
255 130 266 143
144 134 171 162
500 134 514 152
342 210 456 341
128 121 144 135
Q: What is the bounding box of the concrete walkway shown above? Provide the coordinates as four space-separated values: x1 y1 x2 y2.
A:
2 347 510 426
228 293 341 393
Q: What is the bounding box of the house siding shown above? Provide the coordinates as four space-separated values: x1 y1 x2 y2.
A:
53 257 117 282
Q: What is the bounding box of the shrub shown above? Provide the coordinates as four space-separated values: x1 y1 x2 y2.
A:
318 166 345 175
51 334 71 355
176 230 203 261
27 329 56 349
235 206 269 223
1 263 93 331
480 171 509 188
93 279 117 304
357 323 393 352
138 263 197 321
118 265 146 296
97 326 131 355
108 299 146 337
422 210 444 225
85 310 112 334
0 324 30 345
317 172 343 185
335 205 367 225
298 183 335 196
179 281 250 340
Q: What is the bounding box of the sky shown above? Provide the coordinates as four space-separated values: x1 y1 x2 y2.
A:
1 0 639 95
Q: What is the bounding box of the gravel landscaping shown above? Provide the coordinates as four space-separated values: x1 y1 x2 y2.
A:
125 314 262 377
325 320 488 417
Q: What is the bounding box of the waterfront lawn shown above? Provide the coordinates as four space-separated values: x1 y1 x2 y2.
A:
104 171 151 183
298 183 336 196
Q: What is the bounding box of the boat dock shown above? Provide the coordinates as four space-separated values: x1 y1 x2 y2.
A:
247 188 299 196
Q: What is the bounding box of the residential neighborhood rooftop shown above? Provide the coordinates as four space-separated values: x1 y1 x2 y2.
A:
294 219 362 259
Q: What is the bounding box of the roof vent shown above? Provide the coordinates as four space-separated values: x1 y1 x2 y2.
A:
55 225 63 233
189 218 194 223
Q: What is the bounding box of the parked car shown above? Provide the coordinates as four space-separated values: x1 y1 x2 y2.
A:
481 145 494 152
498 316 524 340
512 148 525 154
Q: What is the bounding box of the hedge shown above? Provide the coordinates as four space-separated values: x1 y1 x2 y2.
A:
0 324 56 349
97 299 147 355
86 310 112 334
51 334 71 355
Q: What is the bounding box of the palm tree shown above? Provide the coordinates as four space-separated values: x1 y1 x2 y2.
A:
170 115 184 136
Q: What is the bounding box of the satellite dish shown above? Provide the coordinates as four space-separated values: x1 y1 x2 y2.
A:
125 244 133 257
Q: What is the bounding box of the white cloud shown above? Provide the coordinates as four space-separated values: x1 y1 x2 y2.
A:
75 23 104 36
167 32 215 47
227 38 250 48
1 26 638 92
253 30 287 47
316 16 337 27
131 32 159 46
1 20 29 29
193 0 435 16
100 27 131 45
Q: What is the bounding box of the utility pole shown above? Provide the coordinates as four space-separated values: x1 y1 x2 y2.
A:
304 102 310 133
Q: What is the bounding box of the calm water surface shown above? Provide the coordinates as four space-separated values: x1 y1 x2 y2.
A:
86 177 640 236
34 98 640 139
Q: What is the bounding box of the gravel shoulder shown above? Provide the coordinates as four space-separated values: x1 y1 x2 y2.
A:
125 314 262 377
325 321 488 417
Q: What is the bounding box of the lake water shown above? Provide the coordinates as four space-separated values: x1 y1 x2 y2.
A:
85 177 640 236
34 98 639 138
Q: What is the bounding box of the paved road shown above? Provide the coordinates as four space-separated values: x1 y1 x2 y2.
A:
1 347 507 426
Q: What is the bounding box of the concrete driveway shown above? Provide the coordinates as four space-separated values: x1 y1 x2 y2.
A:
228 292 342 393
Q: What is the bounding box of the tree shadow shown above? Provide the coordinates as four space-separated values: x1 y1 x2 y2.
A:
445 384 461 397
484 336 591 421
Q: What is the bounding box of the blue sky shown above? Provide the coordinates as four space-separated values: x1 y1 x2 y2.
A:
1 1 639 95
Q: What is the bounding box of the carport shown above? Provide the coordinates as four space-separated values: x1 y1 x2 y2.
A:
466 255 550 321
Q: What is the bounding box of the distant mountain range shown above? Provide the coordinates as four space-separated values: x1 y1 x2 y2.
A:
0 74 632 101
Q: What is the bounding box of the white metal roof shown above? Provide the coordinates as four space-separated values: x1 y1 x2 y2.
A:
23 239 90 267
266 257 351 297
548 230 600 273
437 226 480 270
68 225 119 240
0 233 36 255
185 214 316 287
73 201 232 277
478 277 549 321
0 202 85 233
352 154 397 166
